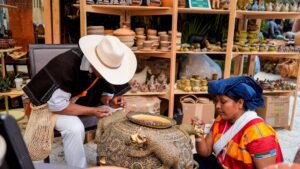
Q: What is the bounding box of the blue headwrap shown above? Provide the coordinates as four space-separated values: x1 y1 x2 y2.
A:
208 76 264 110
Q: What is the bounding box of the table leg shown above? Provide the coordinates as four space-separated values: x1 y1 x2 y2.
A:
4 96 8 114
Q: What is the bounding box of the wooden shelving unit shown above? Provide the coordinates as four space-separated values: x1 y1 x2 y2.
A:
232 52 300 59
52 0 300 129
178 8 229 14
177 51 227 55
236 10 300 19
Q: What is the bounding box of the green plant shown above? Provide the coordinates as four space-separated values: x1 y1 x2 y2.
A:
179 14 229 43
0 77 11 92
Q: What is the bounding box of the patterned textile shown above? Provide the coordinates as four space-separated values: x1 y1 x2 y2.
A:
211 115 283 169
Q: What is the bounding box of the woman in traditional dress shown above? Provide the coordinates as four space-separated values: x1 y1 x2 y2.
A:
192 76 283 169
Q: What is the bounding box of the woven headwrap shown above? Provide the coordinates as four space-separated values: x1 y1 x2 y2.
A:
208 76 264 110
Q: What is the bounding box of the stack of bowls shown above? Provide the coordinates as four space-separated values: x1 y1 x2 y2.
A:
87 26 104 35
113 25 136 47
176 32 182 50
76 0 95 4
135 28 146 50
159 31 170 51
147 29 159 50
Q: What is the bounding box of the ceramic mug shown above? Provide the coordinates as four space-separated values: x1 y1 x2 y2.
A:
158 31 167 36
15 78 23 90
143 41 153 50
135 28 145 35
160 35 169 41
160 41 171 51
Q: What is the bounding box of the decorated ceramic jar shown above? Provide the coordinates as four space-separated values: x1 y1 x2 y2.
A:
96 111 199 169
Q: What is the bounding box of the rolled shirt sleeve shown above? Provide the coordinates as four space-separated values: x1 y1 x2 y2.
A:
47 88 71 112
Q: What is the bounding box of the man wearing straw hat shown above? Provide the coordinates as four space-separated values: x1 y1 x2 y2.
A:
23 35 137 168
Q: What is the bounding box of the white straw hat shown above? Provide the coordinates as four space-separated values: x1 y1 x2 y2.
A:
79 35 137 85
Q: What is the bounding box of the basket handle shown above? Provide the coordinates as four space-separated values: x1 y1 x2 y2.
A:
196 97 210 104
180 94 198 104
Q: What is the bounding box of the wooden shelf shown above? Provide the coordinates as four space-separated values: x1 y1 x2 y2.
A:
263 90 295 94
73 4 172 15
177 51 226 55
236 10 300 19
124 91 167 96
134 50 172 58
174 88 294 95
0 3 17 8
0 47 22 53
174 88 208 95
0 88 24 98
232 52 300 59
178 8 229 14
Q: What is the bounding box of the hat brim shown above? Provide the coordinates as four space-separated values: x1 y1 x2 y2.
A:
79 35 137 85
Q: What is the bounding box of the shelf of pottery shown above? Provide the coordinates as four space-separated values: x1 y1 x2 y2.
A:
231 0 300 130
75 0 300 122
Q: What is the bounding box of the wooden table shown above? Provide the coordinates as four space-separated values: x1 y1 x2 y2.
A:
0 47 25 120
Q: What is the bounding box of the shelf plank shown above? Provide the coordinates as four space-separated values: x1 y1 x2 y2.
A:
134 50 172 58
73 4 172 15
0 47 22 53
178 8 229 14
174 88 208 95
177 51 226 55
0 3 17 8
263 90 295 94
236 10 300 19
124 91 167 96
0 88 24 98
232 52 300 59
174 88 295 95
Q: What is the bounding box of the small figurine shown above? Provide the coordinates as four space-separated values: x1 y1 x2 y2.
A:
266 2 273 11
251 1 258 11
281 3 289 12
258 2 265 11
274 2 282 12
211 0 220 9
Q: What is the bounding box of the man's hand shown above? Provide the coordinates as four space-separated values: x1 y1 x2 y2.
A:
93 107 111 118
109 96 127 109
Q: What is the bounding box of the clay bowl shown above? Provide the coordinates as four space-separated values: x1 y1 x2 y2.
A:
87 26 104 30
122 41 135 47
116 35 135 42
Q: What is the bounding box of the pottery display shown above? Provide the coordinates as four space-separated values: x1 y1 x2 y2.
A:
114 25 136 47
95 111 199 169
147 0 161 6
87 26 105 35
256 79 296 91
177 76 209 92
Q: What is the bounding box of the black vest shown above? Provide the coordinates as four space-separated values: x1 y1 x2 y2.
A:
23 48 130 106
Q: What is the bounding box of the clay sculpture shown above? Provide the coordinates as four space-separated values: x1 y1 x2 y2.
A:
95 111 199 169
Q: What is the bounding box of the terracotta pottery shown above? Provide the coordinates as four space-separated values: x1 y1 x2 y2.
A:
114 25 136 36
95 111 199 169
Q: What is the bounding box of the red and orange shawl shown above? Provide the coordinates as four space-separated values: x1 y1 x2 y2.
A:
211 115 283 169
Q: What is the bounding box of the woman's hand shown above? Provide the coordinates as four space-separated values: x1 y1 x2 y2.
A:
109 96 127 109
93 107 111 118
191 117 205 138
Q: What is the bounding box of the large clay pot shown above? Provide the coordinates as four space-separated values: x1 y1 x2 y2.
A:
96 111 198 169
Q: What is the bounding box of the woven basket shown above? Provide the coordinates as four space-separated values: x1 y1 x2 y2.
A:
23 103 57 161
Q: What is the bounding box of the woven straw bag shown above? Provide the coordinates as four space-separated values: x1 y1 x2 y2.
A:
23 103 57 161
